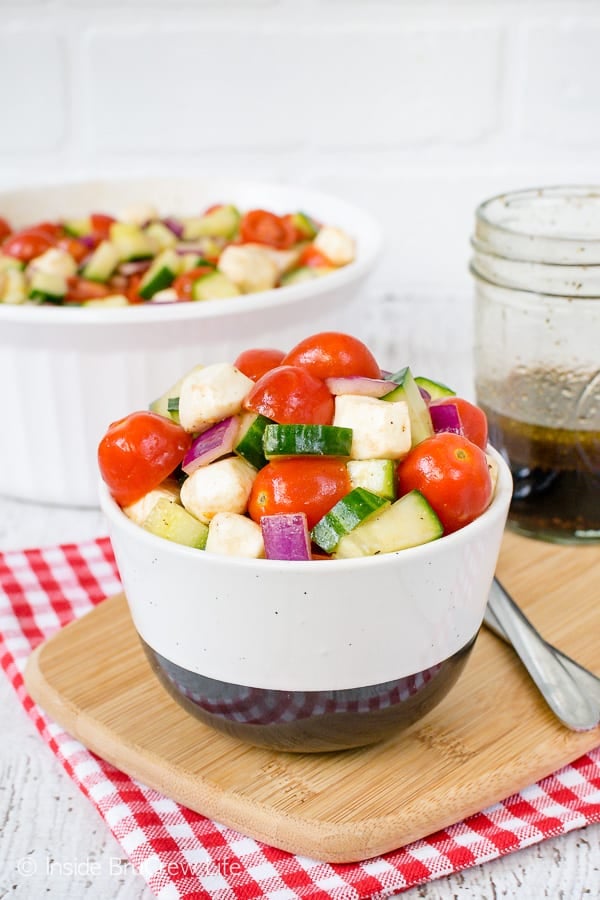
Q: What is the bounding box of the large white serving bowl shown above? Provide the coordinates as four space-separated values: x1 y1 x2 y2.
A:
100 447 512 753
0 177 381 507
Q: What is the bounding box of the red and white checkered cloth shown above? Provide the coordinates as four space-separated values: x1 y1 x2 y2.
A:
1 536 599 900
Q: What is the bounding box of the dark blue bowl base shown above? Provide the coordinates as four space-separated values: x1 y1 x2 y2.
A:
141 635 477 752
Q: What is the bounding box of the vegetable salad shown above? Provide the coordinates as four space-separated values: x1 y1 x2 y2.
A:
0 205 355 307
98 332 497 560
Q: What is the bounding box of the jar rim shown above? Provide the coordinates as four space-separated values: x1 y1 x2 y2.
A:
475 185 600 265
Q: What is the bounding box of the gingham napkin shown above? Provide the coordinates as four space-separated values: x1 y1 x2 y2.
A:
1 537 599 900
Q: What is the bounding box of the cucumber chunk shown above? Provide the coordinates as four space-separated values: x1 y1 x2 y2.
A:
311 487 390 553
28 269 67 303
149 373 188 424
234 412 272 469
182 205 240 240
82 240 119 282
291 211 319 239
109 222 155 261
334 490 443 558
138 248 181 300
144 221 177 251
347 458 396 500
383 366 434 446
414 375 456 400
143 498 208 549
63 218 91 238
191 271 241 301
263 424 353 459
280 266 325 286
0 267 27 304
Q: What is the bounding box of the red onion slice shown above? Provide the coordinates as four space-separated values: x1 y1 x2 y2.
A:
261 513 311 560
181 417 240 474
118 259 152 276
429 402 463 436
162 217 184 239
325 375 395 398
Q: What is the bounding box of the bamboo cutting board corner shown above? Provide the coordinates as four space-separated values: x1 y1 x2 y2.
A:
24 532 600 863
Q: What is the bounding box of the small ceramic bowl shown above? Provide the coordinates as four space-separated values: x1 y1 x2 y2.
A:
0 177 380 507
100 447 512 753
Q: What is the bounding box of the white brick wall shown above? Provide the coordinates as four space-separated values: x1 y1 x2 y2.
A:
1 0 599 308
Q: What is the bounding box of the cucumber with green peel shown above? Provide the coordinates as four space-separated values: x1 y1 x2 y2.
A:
138 249 181 300
263 424 353 459
144 221 177 251
109 222 155 261
191 271 241 301
311 488 390 553
291 212 319 239
28 269 67 303
383 366 434 446
180 254 215 273
143 498 208 549
82 240 120 282
414 375 456 400
63 218 91 238
333 490 443 559
280 266 322 286
347 458 396 500
149 374 186 424
234 412 272 469
182 205 241 240
1 267 27 303
0 256 25 273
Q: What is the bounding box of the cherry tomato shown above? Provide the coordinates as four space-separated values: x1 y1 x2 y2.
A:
244 365 334 425
233 347 285 382
248 458 351 530
430 397 488 450
396 433 492 534
57 236 90 264
98 411 192 507
203 203 223 215
125 273 144 304
64 277 111 303
282 332 381 380
2 228 56 261
298 244 332 268
31 221 64 239
0 217 12 242
90 213 116 240
172 266 214 301
239 209 297 250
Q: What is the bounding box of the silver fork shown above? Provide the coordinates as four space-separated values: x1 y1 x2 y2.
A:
483 578 600 732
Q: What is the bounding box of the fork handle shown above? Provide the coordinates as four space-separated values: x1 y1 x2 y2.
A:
487 579 599 732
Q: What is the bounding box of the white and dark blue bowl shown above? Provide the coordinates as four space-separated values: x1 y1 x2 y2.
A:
100 447 512 753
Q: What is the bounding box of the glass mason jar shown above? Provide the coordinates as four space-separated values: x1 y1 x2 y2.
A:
471 186 600 544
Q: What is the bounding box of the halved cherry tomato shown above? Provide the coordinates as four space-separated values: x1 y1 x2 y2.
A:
396 433 492 534
233 347 285 382
64 277 111 303
248 458 351 530
172 266 215 301
239 209 297 249
244 365 334 425
282 332 381 380
298 244 331 268
203 203 223 215
90 213 116 240
0 217 12 242
430 397 488 450
2 228 56 261
57 236 90 264
98 411 192 507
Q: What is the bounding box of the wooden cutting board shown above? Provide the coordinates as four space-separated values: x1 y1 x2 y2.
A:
24 532 600 863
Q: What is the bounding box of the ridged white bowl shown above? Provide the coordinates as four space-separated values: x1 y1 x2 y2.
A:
0 178 381 506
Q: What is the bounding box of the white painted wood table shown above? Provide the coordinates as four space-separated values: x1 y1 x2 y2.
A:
0 303 598 898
